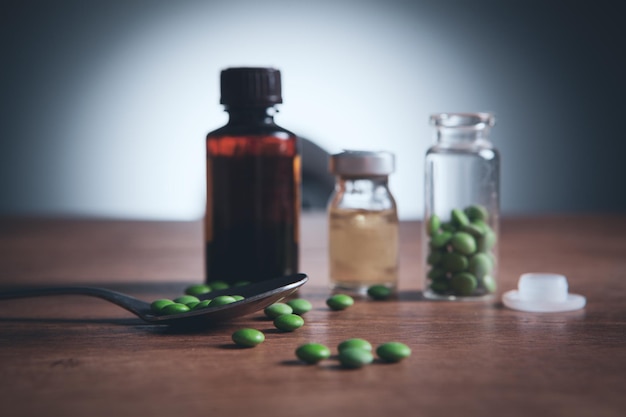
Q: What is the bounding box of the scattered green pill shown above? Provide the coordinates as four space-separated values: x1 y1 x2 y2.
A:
232 328 265 347
295 343 331 364
338 338 372 353
376 342 411 362
209 295 237 307
233 281 251 287
338 347 374 369
273 313 304 331
192 299 212 310
286 299 312 315
161 303 191 315
173 295 200 305
367 285 393 300
326 294 354 310
231 295 245 301
264 303 293 319
150 299 174 313
209 281 229 290
184 284 211 296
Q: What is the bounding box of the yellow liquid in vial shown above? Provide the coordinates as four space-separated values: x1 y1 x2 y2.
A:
329 208 399 290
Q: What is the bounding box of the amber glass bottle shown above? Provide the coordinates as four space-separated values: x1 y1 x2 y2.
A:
205 68 300 284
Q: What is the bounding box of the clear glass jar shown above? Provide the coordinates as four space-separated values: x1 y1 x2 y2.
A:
328 151 399 293
423 113 500 300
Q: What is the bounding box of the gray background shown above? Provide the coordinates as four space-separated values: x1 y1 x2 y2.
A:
1 0 624 220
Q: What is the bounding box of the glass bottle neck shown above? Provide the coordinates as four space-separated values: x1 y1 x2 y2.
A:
225 107 277 126
436 126 492 145
337 176 389 192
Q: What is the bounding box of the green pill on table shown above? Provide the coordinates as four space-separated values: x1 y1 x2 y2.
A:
376 342 411 362
451 272 478 296
338 338 372 352
231 295 245 301
232 328 265 347
326 294 354 310
367 285 393 300
150 299 174 313
273 313 304 331
286 299 312 315
209 295 237 307
173 295 200 305
161 303 191 315
338 347 374 369
233 281 251 287
450 232 477 255
264 303 293 319
295 343 331 364
427 214 440 236
184 284 211 296
464 205 489 222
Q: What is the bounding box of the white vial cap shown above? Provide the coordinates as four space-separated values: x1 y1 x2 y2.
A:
329 150 395 177
502 273 586 312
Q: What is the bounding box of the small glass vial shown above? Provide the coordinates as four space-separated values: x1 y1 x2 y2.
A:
423 113 500 300
328 151 399 293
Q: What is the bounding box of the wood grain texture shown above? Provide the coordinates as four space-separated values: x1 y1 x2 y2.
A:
0 214 625 417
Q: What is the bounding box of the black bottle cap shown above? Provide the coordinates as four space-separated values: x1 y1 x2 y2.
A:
220 67 283 107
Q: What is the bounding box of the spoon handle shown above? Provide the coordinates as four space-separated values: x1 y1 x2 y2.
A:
0 286 149 318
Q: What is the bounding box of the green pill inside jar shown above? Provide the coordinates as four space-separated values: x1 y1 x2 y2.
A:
376 342 411 362
326 294 354 310
451 208 470 227
338 338 372 352
295 343 331 364
464 205 489 222
427 214 440 236
264 303 293 319
441 252 469 273
430 231 452 248
273 313 304 331
232 328 265 347
286 299 312 315
450 232 477 255
469 253 492 279
338 347 374 369
451 272 478 296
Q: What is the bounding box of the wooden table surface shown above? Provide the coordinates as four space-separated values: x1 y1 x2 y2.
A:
0 214 625 417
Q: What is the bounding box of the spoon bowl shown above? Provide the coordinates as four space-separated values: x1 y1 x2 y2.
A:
0 273 308 326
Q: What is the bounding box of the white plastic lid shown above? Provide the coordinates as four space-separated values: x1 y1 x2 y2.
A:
502 273 586 312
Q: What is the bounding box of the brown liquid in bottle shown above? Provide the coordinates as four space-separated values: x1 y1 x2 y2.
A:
205 133 300 284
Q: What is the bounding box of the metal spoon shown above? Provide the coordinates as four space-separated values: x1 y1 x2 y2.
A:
0 273 308 326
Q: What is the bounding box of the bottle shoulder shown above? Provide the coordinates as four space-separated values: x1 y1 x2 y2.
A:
207 123 296 139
